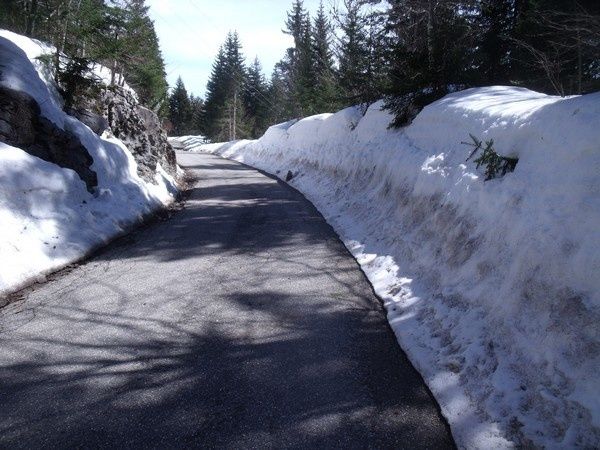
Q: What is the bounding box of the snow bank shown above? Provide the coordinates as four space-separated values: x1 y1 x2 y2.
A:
171 135 209 149
180 86 600 448
0 31 178 296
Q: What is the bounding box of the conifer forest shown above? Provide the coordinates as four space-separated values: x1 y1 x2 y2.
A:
2 0 598 140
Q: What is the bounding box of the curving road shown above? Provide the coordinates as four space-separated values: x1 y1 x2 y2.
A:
0 151 455 449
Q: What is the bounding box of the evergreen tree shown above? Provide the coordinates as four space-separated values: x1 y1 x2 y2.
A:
8 0 597 135
335 0 372 107
382 0 475 125
203 32 250 141
188 95 205 136
0 0 41 35
223 31 251 140
475 0 516 85
120 0 170 115
265 63 293 126
203 46 228 139
269 52 296 120
169 77 192 136
311 1 340 113
510 0 600 95
283 0 315 116
0 0 170 115
97 3 131 86
244 58 270 138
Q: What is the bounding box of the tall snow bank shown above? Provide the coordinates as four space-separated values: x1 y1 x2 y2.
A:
0 31 178 296
180 86 600 448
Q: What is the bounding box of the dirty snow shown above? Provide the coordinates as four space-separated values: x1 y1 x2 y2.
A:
178 86 600 448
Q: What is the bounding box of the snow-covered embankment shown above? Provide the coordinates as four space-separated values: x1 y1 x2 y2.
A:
178 87 600 448
0 31 178 297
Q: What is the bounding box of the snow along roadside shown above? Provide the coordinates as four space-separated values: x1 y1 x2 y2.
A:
0 31 180 298
175 86 600 449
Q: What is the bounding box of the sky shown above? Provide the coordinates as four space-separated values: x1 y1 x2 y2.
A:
146 0 325 98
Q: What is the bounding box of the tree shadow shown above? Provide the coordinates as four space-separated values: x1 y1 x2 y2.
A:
90 158 345 264
0 286 454 449
0 153 455 448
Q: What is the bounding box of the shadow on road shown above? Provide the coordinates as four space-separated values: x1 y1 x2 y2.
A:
92 178 332 264
0 288 453 448
0 153 455 448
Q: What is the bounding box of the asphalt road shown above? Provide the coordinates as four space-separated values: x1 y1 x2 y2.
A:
0 151 455 449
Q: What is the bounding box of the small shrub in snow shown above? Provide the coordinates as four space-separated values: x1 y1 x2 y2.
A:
464 134 518 180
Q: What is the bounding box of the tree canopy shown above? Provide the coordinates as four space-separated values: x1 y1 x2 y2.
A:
6 0 596 137
1 0 170 117
195 0 599 139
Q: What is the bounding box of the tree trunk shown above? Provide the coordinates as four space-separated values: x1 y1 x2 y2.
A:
426 0 436 85
577 29 582 94
111 59 117 85
60 0 74 54
25 0 38 35
233 89 237 141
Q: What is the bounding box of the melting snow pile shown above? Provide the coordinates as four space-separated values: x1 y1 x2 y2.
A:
0 31 178 296
180 86 600 448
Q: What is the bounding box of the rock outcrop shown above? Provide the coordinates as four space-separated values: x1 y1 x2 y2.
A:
0 85 97 192
95 86 177 182
65 107 109 136
0 46 175 189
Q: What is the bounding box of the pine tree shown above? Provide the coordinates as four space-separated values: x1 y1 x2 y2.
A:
335 0 372 107
0 0 170 114
169 77 192 136
6 0 596 135
188 95 205 136
120 0 170 115
203 45 228 138
223 31 250 140
283 0 315 116
98 3 131 86
476 0 515 85
203 32 250 141
265 63 292 125
244 58 270 138
382 0 474 126
310 1 340 112
0 0 39 35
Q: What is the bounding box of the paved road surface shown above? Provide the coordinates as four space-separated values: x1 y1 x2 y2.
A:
0 152 455 449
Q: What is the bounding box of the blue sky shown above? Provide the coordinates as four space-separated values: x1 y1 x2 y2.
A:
147 0 325 98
